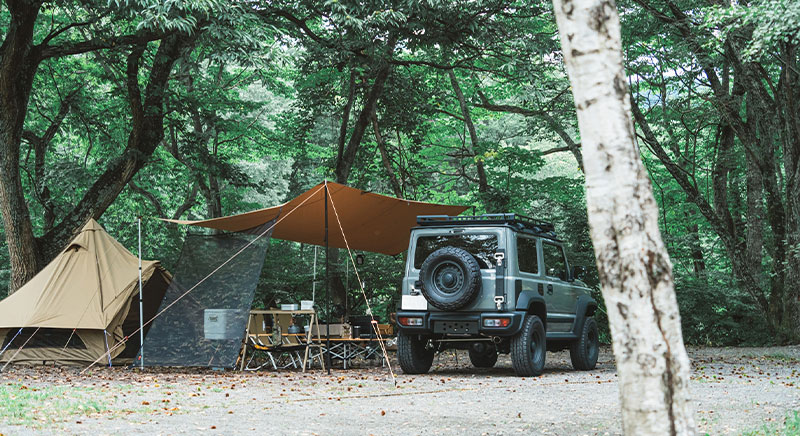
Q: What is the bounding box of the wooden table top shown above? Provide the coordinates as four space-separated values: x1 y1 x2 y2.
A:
249 309 316 315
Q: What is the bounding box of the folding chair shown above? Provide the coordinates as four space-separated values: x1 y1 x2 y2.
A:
242 313 307 371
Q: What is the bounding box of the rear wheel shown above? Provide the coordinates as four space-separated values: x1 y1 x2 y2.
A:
398 332 435 374
510 315 546 377
468 343 498 368
570 317 599 370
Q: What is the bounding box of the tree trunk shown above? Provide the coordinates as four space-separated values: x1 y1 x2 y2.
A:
448 70 489 194
371 109 403 198
334 61 393 184
0 0 45 292
337 69 357 166
552 1 695 434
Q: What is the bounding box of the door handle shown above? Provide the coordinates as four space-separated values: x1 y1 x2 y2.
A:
547 284 553 295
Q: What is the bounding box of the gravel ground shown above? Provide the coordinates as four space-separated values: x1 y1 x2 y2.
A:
1 345 798 436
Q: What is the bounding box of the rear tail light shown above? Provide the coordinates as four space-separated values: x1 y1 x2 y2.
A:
399 316 424 326
483 318 511 327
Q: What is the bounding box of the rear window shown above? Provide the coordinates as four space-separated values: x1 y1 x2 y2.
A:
413 234 498 269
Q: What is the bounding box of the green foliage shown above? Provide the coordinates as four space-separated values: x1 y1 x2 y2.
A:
675 272 772 346
1 0 791 347
0 384 105 426
704 0 800 59
740 410 800 436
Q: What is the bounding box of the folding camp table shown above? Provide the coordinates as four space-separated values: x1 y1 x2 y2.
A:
321 338 390 369
240 309 325 372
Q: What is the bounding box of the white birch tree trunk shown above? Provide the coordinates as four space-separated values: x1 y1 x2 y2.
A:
551 1 695 435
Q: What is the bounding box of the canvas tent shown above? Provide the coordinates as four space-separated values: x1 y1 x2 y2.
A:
0 219 170 365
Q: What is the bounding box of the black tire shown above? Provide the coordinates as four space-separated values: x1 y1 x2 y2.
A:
419 246 482 311
397 332 434 374
570 316 599 370
510 315 546 377
468 346 498 368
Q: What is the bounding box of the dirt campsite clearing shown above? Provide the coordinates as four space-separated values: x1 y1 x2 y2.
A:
1 346 798 436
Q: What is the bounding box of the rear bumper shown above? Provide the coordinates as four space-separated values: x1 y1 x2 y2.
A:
397 310 526 337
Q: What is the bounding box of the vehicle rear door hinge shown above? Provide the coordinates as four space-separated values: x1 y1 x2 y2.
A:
494 250 506 311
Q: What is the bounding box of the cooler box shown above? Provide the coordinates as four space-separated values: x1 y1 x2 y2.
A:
204 309 242 340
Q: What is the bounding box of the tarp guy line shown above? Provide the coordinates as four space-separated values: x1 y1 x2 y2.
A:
326 181 397 386
79 184 325 373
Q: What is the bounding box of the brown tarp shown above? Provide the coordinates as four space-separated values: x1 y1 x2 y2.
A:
0 219 170 365
164 181 469 255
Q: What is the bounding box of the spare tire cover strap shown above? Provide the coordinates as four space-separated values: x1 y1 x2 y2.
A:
495 249 506 310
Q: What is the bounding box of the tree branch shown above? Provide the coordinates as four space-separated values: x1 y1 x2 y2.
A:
475 89 584 170
38 30 169 60
128 180 166 218
39 12 109 46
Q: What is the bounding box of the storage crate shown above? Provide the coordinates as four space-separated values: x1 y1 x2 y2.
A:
204 309 242 340
312 323 350 338
377 324 394 336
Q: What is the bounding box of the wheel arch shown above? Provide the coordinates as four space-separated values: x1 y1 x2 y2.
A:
515 291 547 331
572 295 598 334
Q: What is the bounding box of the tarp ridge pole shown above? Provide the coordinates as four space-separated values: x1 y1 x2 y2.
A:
325 180 331 375
138 216 144 370
312 246 317 304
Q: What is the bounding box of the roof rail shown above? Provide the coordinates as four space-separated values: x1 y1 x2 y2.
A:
416 214 558 239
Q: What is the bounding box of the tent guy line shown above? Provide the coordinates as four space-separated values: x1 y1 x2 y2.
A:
0 326 40 372
327 183 397 386
77 184 326 374
53 290 101 367
0 328 23 362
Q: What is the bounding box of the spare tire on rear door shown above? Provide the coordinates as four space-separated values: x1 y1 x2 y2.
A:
419 246 482 310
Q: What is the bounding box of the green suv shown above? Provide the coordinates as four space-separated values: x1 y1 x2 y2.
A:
396 214 598 377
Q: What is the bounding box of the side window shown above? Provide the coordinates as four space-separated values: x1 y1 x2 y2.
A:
543 242 567 280
517 236 538 274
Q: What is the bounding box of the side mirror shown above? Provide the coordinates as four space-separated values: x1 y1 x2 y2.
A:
573 266 587 281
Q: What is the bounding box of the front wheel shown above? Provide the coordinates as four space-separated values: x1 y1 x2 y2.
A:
570 317 599 370
510 315 546 376
397 332 435 374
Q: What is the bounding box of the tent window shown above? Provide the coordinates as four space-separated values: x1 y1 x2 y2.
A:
2 328 87 350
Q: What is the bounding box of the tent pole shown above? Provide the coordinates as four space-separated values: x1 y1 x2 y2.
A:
138 217 144 370
325 181 331 374
312 246 317 303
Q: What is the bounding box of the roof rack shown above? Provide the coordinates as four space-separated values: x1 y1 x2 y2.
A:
416 214 558 239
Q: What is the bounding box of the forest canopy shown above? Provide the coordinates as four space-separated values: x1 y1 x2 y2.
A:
0 0 797 344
